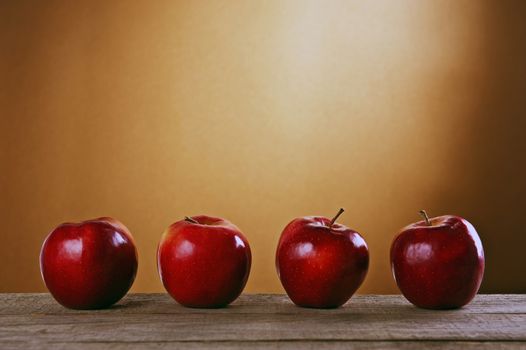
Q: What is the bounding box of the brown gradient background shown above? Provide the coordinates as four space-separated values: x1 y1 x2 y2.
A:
1 1 525 294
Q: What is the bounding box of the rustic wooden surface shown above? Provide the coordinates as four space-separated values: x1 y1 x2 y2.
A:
0 294 525 349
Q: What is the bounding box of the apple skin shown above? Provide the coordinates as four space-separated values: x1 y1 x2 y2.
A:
157 215 251 308
276 216 369 308
40 217 138 309
390 214 484 309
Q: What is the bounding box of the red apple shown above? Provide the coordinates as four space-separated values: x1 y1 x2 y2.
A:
40 217 138 309
276 209 369 308
390 210 485 309
157 215 251 308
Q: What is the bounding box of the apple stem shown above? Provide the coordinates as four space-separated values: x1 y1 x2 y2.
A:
419 210 431 226
184 216 199 224
329 208 345 227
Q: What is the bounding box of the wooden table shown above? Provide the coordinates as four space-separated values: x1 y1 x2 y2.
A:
1 294 525 349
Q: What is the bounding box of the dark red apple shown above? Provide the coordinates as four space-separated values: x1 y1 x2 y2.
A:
157 215 251 308
390 210 485 309
276 208 369 308
40 217 138 309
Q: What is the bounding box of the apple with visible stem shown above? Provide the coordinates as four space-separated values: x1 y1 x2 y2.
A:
276 208 369 308
390 210 485 309
157 215 251 308
40 217 138 309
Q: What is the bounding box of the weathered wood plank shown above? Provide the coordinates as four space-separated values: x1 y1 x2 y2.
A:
1 341 526 350
0 294 524 348
1 313 524 342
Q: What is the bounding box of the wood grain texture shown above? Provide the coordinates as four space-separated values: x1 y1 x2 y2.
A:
0 294 525 349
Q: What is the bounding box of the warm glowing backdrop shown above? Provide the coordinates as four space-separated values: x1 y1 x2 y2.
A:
1 0 525 294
